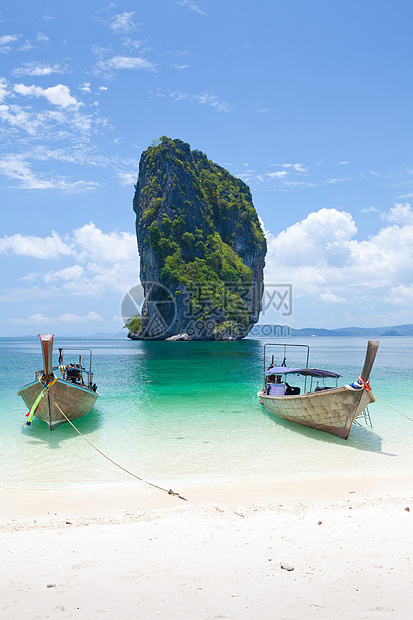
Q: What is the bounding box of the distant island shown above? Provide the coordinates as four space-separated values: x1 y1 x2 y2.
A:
128 136 267 341
251 323 413 338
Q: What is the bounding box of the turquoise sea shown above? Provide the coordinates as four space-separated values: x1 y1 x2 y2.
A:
1 336 412 491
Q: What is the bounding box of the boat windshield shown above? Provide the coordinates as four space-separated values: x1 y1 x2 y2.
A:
262 343 341 394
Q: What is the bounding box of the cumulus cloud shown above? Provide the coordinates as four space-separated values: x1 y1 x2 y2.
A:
13 83 82 109
262 206 413 324
0 223 139 298
0 231 72 259
382 202 413 225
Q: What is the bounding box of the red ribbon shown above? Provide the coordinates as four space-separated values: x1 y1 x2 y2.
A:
358 375 372 391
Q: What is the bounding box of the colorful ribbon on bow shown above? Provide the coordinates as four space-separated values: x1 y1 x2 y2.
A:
358 375 372 391
25 375 57 425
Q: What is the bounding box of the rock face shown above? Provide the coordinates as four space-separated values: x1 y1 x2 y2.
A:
130 137 267 340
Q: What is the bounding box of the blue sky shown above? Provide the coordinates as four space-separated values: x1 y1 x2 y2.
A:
1 0 413 336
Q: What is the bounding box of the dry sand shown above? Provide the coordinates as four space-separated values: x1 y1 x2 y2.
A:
1 476 412 619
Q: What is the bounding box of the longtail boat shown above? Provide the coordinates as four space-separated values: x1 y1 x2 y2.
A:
18 334 99 430
257 340 379 439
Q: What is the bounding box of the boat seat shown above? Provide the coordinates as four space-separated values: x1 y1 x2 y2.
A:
268 383 285 396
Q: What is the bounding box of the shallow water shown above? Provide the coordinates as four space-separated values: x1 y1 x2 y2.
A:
1 336 412 490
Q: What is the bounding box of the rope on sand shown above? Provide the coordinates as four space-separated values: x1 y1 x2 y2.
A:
375 397 413 423
54 403 187 501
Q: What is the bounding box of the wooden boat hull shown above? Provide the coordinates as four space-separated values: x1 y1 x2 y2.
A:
258 386 375 439
18 378 99 430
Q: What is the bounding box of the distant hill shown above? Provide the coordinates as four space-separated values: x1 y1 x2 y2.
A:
288 324 413 337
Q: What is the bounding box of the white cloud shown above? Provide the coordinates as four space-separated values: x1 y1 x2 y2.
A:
391 284 413 303
0 34 19 52
0 223 139 299
152 89 230 112
10 313 51 325
177 0 207 15
72 222 137 263
0 231 72 259
262 206 413 324
107 56 156 71
117 170 136 186
0 35 19 45
10 311 103 325
14 83 83 109
292 163 307 173
266 171 287 179
58 311 103 323
194 92 230 112
382 202 413 225
18 32 49 51
0 77 8 102
44 265 84 283
110 12 136 34
0 154 101 190
324 177 352 184
267 208 356 270
320 292 346 303
0 105 41 135
0 223 137 264
12 62 68 77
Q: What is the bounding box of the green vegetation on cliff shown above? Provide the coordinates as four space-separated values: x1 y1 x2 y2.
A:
133 136 267 338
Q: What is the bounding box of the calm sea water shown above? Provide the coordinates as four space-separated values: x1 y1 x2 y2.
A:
1 336 412 490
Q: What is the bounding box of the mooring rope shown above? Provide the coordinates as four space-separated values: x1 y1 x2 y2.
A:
54 403 187 501
375 396 413 423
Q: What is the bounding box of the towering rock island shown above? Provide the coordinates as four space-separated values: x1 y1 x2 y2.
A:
130 136 267 340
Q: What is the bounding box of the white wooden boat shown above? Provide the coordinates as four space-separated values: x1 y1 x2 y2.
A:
258 340 379 439
18 334 99 430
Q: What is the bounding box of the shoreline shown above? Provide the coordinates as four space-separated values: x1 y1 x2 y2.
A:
2 471 412 524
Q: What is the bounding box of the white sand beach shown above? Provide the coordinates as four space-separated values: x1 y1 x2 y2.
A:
1 476 412 619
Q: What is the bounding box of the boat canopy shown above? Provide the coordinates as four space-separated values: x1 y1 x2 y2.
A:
265 366 302 375
265 366 341 378
298 368 341 378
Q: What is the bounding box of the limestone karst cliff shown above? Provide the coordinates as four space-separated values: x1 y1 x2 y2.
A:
129 136 267 340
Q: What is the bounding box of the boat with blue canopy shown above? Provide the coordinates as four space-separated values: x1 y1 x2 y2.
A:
258 341 379 439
